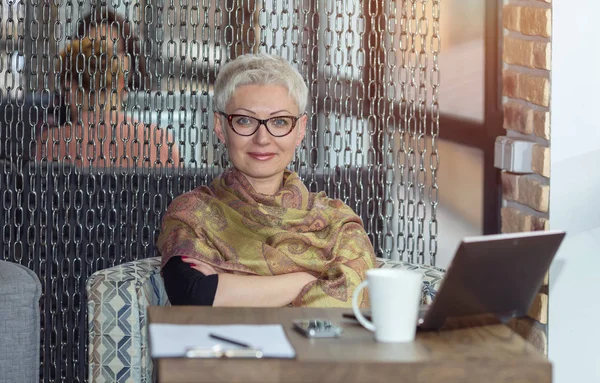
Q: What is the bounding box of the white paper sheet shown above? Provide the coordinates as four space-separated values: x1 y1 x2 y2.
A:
149 323 296 358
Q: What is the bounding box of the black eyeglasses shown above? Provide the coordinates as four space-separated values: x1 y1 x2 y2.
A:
218 112 302 137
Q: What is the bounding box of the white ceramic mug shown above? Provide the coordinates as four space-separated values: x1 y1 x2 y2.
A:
352 268 423 343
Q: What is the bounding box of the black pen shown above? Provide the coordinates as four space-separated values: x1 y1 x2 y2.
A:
209 333 251 348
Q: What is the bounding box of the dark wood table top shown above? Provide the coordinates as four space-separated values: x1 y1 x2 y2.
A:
149 306 551 383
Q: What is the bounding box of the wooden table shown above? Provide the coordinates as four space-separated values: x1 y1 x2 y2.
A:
148 306 551 383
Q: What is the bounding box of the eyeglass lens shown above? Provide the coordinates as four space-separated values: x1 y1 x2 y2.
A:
227 114 297 137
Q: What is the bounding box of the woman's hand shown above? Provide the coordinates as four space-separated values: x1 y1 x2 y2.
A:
180 256 218 275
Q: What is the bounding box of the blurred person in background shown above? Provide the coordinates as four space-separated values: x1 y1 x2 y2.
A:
39 8 180 166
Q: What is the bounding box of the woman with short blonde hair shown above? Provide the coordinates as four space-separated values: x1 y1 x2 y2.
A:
158 53 375 307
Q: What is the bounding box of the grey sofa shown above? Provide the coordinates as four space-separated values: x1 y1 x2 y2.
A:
0 260 42 383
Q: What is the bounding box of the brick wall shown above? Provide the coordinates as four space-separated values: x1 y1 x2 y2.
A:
497 0 551 354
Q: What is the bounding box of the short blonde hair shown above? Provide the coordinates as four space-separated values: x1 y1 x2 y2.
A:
61 37 120 91
60 9 147 92
213 53 308 114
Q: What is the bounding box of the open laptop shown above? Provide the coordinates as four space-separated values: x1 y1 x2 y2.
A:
346 230 566 330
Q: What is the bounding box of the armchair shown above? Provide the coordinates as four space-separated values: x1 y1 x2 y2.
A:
86 257 445 383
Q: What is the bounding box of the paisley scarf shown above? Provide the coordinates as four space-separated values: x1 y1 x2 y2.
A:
157 167 375 307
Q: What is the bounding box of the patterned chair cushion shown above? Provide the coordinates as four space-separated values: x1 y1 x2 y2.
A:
87 257 167 383
87 257 445 383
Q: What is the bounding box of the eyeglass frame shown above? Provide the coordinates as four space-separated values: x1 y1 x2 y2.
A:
217 111 303 137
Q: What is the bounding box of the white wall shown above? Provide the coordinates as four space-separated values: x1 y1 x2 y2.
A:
549 2 600 383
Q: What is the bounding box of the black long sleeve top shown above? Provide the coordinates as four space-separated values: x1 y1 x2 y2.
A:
161 256 219 306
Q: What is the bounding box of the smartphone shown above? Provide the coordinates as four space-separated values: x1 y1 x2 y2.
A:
292 319 343 338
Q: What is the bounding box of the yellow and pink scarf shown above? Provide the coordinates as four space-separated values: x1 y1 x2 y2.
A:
157 167 375 307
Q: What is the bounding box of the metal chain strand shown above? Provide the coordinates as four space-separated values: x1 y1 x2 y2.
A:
365 0 377 254
404 0 417 263
341 0 353 212
429 0 440 265
0 1 441 381
415 0 428 265
354 0 366 242
383 0 396 260
332 0 343 201
322 0 333 197
395 0 407 261
307 0 319 193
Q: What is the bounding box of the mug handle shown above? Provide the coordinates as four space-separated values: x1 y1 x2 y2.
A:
352 280 375 332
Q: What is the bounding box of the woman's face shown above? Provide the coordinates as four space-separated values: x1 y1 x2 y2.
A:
214 84 306 191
